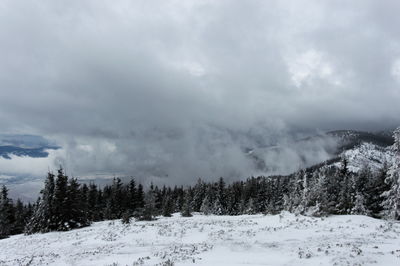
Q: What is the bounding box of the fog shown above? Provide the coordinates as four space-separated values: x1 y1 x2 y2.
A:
1 0 400 189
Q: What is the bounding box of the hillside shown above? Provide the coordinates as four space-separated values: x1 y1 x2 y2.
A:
0 213 399 266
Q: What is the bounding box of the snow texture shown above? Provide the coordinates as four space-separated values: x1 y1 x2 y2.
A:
336 143 395 173
0 212 399 266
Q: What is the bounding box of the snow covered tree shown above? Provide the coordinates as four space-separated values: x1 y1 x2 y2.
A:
181 192 192 217
162 195 173 217
350 165 371 215
284 171 303 212
245 198 257 214
382 127 400 220
192 179 206 212
134 187 157 221
309 169 330 216
393 127 400 153
365 164 389 217
212 177 227 215
351 193 367 215
255 178 269 213
25 172 55 234
200 194 212 215
225 182 243 215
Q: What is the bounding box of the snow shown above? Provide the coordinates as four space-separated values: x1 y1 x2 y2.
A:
1 212 400 265
334 143 395 173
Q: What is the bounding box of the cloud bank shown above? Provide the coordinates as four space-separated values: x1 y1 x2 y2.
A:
1 0 400 185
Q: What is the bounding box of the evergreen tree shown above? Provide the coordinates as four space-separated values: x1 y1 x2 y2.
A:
87 183 100 221
255 178 269 213
192 179 206 212
285 171 303 213
25 172 55 234
136 184 145 208
365 164 389 217
200 194 212 215
181 192 192 217
53 168 69 230
0 185 14 239
111 178 125 218
66 178 90 229
382 127 400 220
134 187 156 221
215 177 227 214
226 182 242 215
351 165 371 215
12 199 26 234
306 169 330 216
336 158 353 214
351 193 367 215
127 178 137 212
162 195 173 217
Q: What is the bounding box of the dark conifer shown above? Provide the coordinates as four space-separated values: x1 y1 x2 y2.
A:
0 185 14 239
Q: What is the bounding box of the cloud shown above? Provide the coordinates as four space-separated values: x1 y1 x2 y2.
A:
0 0 399 185
0 149 66 177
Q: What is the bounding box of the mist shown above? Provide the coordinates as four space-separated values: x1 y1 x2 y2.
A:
1 0 400 189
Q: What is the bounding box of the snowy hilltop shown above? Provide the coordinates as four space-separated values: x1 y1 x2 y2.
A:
0 212 400 266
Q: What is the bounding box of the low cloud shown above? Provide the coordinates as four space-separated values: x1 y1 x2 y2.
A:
0 0 399 188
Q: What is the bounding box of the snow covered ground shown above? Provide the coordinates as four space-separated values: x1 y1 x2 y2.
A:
0 212 399 266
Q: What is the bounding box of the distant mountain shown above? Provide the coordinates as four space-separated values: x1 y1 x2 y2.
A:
0 134 59 159
245 129 395 175
326 130 394 153
303 130 396 174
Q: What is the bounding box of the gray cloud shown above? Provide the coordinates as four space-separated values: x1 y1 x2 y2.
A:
1 0 400 185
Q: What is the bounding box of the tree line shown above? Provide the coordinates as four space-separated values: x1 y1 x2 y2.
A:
0 128 399 239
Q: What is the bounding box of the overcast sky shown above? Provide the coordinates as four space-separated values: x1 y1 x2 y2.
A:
1 0 400 184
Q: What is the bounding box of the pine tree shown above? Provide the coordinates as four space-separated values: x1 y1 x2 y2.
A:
127 178 137 212
66 178 89 229
215 177 227 214
53 168 69 230
111 178 124 218
225 182 242 215
192 179 206 212
0 185 14 239
382 127 400 220
181 192 192 217
25 172 55 234
200 194 212 215
162 195 173 217
285 171 303 213
134 187 156 221
176 186 186 211
351 193 367 215
255 178 269 213
309 170 330 216
87 183 99 221
12 199 26 234
336 158 353 214
325 166 342 214
136 184 145 208
366 164 389 217
80 183 89 218
245 198 256 214
351 165 371 215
